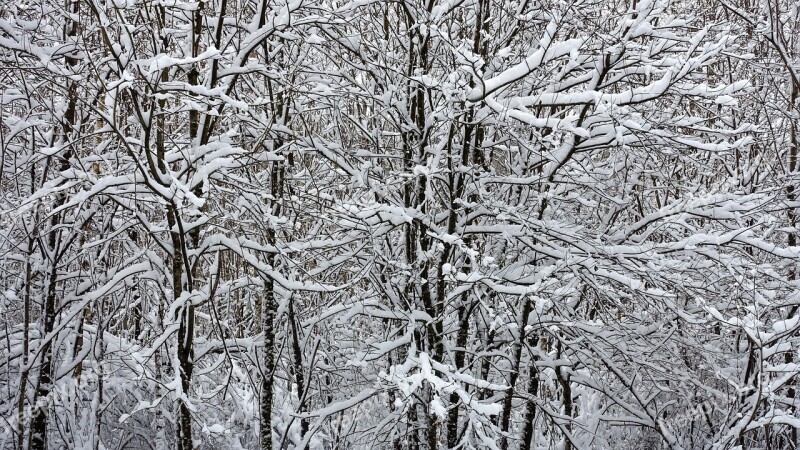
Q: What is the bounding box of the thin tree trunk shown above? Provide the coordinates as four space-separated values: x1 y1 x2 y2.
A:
520 337 540 450
289 298 308 449
29 250 60 450
499 296 533 450
29 1 79 442
15 245 32 450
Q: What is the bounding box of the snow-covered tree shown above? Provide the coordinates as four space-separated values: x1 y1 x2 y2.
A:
1 0 799 449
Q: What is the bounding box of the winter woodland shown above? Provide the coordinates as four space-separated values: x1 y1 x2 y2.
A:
1 0 799 448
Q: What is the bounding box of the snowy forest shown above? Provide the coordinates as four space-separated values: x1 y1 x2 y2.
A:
1 0 799 448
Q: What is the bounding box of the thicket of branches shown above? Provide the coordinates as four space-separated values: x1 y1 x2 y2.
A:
1 0 799 448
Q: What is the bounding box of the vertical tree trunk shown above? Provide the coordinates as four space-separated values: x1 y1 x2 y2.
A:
260 268 275 449
29 1 79 443
260 201 278 449
289 298 308 449
29 244 61 450
499 296 533 450
520 337 540 450
784 63 799 449
16 242 33 450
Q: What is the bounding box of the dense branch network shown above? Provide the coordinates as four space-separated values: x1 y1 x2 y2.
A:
0 0 798 449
